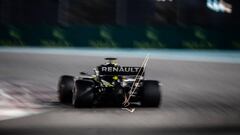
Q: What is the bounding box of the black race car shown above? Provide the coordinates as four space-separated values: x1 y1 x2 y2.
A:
58 57 161 108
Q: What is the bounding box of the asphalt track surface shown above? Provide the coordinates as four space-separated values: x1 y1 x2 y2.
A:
0 51 240 135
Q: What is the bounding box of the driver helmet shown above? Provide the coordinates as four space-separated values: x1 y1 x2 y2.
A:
104 58 118 66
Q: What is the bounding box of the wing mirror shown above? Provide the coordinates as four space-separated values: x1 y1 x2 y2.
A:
80 72 87 75
93 68 99 76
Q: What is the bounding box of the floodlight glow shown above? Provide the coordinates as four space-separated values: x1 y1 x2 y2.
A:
207 0 232 13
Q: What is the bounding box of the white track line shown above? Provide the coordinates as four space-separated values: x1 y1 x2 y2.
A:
0 48 240 64
0 87 46 121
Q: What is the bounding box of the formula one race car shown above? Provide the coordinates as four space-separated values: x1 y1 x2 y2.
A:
58 57 161 108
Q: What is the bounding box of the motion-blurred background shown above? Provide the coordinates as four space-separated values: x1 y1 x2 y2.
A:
0 0 239 49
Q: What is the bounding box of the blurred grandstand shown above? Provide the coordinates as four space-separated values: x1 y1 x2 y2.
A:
0 0 239 27
0 0 239 49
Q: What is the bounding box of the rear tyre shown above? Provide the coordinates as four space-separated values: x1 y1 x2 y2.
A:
141 80 161 107
72 79 94 108
58 75 74 103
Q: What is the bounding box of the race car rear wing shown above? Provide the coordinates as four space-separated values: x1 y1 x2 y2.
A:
97 66 145 76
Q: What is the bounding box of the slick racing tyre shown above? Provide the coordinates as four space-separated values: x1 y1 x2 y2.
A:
58 75 74 103
72 79 94 108
141 80 161 107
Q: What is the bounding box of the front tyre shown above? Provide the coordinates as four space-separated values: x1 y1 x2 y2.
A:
141 80 161 107
72 79 94 108
58 75 74 103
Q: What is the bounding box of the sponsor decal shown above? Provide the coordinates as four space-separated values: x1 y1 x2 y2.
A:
101 66 140 73
98 66 143 75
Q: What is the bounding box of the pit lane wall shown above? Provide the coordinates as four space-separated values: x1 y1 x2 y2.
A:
0 25 239 49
